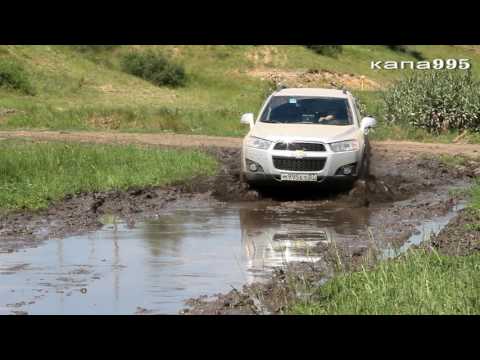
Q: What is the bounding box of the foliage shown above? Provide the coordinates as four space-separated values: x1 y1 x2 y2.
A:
0 58 35 95
382 70 480 133
304 45 343 57
120 50 187 87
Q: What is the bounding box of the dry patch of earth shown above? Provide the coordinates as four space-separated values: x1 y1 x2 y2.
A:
246 68 382 91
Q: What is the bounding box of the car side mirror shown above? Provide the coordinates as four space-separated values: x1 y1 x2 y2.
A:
361 117 377 133
240 113 255 129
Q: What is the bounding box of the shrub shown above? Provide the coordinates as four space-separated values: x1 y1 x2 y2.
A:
120 50 187 88
0 58 35 95
305 45 343 57
70 45 120 53
382 70 480 133
385 45 424 60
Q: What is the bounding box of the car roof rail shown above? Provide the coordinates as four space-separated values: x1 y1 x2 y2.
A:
276 83 288 92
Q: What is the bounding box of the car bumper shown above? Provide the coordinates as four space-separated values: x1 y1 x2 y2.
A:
243 146 362 183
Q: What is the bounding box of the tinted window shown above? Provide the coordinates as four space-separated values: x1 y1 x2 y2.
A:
260 96 353 125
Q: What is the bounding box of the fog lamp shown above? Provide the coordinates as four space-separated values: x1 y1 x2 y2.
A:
335 163 357 176
246 159 264 173
343 166 353 175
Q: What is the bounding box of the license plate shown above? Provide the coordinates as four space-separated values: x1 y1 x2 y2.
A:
280 174 317 182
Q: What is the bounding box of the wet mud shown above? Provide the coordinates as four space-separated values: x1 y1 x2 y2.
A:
0 144 479 314
430 209 480 256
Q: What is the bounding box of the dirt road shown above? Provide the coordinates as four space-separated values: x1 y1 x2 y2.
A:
1 130 480 157
1 129 479 314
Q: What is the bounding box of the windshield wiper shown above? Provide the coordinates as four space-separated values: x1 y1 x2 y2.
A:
262 120 281 123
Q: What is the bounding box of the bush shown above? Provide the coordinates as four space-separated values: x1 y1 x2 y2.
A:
70 45 120 53
0 58 35 95
305 45 343 57
382 70 480 133
120 51 187 88
385 45 424 60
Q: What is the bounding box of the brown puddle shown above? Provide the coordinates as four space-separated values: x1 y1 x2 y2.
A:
0 201 371 315
0 191 464 315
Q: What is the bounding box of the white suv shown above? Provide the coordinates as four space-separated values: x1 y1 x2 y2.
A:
240 88 376 186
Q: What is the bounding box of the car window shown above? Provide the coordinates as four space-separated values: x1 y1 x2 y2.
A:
260 96 353 125
352 97 362 125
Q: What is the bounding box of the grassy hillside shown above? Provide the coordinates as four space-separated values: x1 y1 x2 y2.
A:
1 45 480 140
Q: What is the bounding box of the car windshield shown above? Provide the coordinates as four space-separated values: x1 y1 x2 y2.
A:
260 96 353 125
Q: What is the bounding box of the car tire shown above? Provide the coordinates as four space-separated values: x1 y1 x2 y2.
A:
240 171 246 184
358 139 371 180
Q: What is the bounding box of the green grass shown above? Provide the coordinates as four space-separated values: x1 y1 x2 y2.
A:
470 181 480 211
1 45 480 141
0 140 217 211
290 249 480 315
289 179 480 315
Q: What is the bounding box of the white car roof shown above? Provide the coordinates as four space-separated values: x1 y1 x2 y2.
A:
273 88 349 99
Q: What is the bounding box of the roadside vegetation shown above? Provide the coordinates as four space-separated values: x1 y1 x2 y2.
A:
0 140 217 211
1 45 480 140
288 177 480 315
465 180 480 231
382 70 480 134
290 249 480 315
355 69 480 143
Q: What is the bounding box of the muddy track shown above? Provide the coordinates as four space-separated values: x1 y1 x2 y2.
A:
183 152 479 314
1 130 480 314
1 130 480 157
1 133 478 254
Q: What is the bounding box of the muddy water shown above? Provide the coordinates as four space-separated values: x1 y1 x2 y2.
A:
0 201 369 315
381 202 466 259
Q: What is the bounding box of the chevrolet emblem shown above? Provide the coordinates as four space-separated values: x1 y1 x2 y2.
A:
295 150 305 159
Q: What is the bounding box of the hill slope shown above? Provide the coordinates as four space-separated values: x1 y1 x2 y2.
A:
1 45 479 139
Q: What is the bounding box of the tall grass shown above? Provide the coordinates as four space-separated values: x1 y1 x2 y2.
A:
0 140 217 211
470 181 480 211
288 181 480 315
355 89 480 144
383 70 480 133
290 249 480 315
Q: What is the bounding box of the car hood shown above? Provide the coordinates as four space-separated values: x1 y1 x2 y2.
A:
250 122 359 143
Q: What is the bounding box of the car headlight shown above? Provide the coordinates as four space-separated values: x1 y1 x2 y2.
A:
246 136 272 150
329 140 359 152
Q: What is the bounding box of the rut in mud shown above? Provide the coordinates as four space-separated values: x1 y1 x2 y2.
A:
1 144 477 255
1 132 480 314
183 150 478 314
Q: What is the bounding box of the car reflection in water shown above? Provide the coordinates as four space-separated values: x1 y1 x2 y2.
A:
238 205 369 282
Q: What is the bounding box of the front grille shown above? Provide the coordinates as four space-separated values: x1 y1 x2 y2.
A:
274 142 326 152
273 156 326 172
